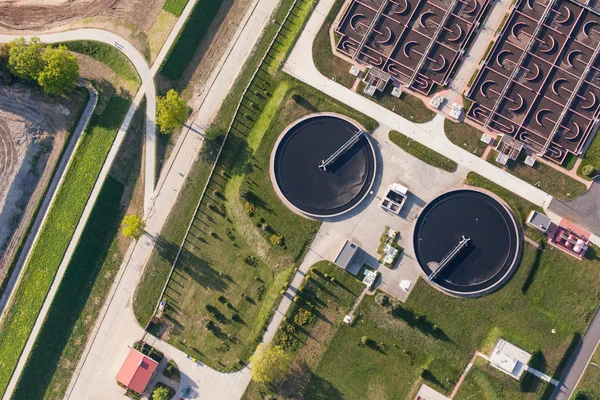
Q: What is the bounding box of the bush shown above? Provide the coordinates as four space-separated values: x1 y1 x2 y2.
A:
582 164 597 178
245 201 255 216
256 285 266 301
270 233 284 246
293 308 313 326
375 293 389 307
575 389 597 400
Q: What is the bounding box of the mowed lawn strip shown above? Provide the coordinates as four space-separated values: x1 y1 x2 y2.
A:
444 119 488 157
159 0 224 81
0 94 131 396
12 176 126 400
389 130 458 172
163 0 190 16
486 149 587 200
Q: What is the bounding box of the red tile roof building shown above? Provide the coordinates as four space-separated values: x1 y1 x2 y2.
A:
116 348 159 394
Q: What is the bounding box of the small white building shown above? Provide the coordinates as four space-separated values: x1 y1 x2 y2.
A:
490 338 532 380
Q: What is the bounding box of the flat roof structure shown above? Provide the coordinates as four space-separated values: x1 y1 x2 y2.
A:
116 348 158 394
490 338 531 379
335 240 360 270
335 0 489 94
467 0 600 164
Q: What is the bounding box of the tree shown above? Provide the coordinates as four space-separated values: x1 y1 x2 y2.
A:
156 89 189 134
121 214 146 240
8 37 44 81
249 345 290 383
582 164 596 178
37 45 79 95
152 386 170 400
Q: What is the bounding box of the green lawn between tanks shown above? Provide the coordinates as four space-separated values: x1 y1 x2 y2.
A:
444 119 488 157
0 86 90 300
0 93 131 397
312 0 436 124
163 0 190 16
58 41 141 86
486 149 587 201
578 129 600 180
242 261 364 400
12 177 125 400
576 345 600 399
302 237 600 399
242 172 600 399
389 130 458 172
159 0 224 81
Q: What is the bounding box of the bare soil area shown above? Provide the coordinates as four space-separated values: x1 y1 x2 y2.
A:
0 83 87 282
0 0 164 33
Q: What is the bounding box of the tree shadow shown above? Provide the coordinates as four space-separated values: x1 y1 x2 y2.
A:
522 247 543 294
391 305 453 343
521 351 547 393
304 373 344 400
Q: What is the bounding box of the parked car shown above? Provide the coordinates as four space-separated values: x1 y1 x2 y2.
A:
180 385 190 398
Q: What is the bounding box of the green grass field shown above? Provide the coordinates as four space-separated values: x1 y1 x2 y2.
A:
163 0 189 16
60 41 140 86
242 261 364 399
159 0 224 81
358 82 436 123
486 150 587 200
12 177 126 400
578 130 600 180
389 130 458 172
301 241 600 399
135 0 376 371
0 94 131 397
444 119 488 157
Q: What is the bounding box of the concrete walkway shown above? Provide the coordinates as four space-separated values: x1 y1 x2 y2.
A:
282 0 552 210
0 29 157 213
0 82 97 322
65 0 282 397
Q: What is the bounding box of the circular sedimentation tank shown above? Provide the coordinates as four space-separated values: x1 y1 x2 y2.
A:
413 189 522 297
272 113 376 218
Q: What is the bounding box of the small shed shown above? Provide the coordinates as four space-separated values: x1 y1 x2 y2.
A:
363 67 391 96
334 240 359 271
116 348 159 394
495 135 524 165
490 339 531 380
526 211 552 233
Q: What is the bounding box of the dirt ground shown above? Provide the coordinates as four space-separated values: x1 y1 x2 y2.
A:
0 0 164 32
0 83 88 279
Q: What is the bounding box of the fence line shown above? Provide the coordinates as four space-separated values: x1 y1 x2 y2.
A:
148 0 307 327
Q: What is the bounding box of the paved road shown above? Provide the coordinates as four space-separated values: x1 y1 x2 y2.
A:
0 29 157 214
551 307 600 400
0 82 97 321
548 177 600 237
65 0 281 397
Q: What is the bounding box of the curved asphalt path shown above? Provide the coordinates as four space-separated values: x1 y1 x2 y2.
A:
0 29 156 211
